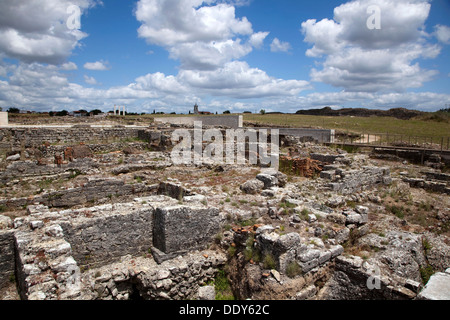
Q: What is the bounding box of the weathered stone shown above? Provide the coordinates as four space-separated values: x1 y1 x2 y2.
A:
299 259 319 273
29 220 44 230
295 285 317 300
327 213 346 225
417 272 450 300
6 154 20 161
320 170 336 180
240 179 265 195
0 215 12 230
153 205 221 257
198 285 216 300
298 248 321 263
329 245 344 258
346 213 362 226
256 173 278 189
318 251 332 264
275 233 301 252
270 269 281 283
44 224 64 238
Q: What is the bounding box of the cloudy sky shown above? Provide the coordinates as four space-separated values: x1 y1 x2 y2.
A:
0 0 449 114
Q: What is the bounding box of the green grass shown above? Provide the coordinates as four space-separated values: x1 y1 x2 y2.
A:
244 114 450 141
214 269 235 300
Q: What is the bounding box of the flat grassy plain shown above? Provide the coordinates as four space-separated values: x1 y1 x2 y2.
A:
244 114 450 140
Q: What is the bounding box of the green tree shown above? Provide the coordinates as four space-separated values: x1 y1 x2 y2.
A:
7 107 20 113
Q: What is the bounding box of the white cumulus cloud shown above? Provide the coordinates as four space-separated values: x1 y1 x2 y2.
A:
0 0 99 64
301 0 441 93
84 60 110 71
270 38 291 52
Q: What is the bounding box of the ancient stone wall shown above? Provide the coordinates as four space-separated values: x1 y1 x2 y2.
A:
0 127 141 149
60 204 155 269
0 230 14 289
152 206 221 262
0 178 157 210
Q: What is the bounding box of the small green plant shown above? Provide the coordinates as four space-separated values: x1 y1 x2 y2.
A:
227 246 236 257
285 262 302 278
298 208 310 221
346 200 357 209
389 205 405 219
422 238 432 254
262 253 277 270
214 269 234 300
420 265 434 284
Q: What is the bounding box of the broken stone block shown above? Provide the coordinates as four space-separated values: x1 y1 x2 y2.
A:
320 170 336 180
298 248 321 263
318 251 332 265
346 213 362 226
198 285 216 300
355 205 369 215
329 245 344 258
29 220 44 230
44 224 64 238
295 285 317 300
299 259 319 273
0 215 12 230
6 154 20 161
417 272 450 300
256 173 278 189
240 179 264 195
275 233 302 252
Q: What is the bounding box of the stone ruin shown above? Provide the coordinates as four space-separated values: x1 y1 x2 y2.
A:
0 124 449 301
2 192 226 300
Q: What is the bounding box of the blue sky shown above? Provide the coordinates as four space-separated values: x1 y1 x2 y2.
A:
0 0 449 114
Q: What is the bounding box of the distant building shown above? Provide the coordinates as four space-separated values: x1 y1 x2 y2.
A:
193 104 211 115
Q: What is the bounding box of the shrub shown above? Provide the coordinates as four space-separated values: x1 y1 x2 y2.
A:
285 262 302 278
420 265 434 284
389 205 405 219
263 253 277 270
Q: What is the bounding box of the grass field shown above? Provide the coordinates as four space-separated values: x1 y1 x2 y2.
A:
243 114 450 141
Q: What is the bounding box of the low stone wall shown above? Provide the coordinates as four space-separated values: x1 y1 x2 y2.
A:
0 127 141 149
0 159 97 184
0 229 14 289
80 250 227 300
319 255 418 300
0 178 157 210
60 204 155 269
403 177 450 195
322 166 392 194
